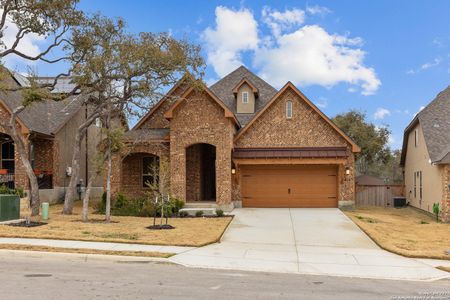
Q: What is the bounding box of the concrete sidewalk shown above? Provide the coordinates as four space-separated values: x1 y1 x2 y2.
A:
0 237 194 254
170 208 450 281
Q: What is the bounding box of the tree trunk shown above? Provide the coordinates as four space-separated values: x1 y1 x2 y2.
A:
105 140 112 222
82 172 96 222
6 109 40 216
63 108 101 215
63 130 83 215
12 134 40 216
105 108 112 223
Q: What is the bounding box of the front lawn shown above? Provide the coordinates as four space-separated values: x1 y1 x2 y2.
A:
345 206 450 260
0 202 232 247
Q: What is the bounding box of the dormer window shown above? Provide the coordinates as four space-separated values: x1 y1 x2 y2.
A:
233 78 258 114
286 101 293 119
242 92 249 104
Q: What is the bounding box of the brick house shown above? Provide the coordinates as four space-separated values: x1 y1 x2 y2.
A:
0 70 104 203
111 66 360 210
400 86 450 222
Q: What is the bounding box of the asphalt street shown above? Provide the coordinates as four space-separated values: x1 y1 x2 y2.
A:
1 250 449 300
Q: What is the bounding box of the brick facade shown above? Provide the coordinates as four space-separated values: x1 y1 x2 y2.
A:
235 86 356 205
169 89 236 206
442 164 450 222
235 87 348 148
114 75 358 210
110 142 170 198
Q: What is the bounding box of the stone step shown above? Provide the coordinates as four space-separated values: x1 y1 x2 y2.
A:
179 208 216 216
184 202 218 209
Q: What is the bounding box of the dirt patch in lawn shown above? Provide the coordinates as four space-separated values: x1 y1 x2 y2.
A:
0 244 172 258
0 202 232 247
437 266 450 273
345 206 450 260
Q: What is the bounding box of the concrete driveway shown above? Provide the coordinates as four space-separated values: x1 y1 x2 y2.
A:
170 208 449 281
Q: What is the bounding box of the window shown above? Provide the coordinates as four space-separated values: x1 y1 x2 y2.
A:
413 172 416 198
419 171 423 201
1 142 14 173
286 101 293 119
242 92 248 104
414 129 418 147
142 156 159 188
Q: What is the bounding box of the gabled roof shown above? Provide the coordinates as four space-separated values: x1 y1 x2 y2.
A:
0 69 86 136
232 77 259 96
132 75 190 130
234 82 361 153
209 66 277 126
164 83 240 126
401 85 450 165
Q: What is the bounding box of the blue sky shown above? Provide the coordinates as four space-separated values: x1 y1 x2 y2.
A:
7 1 450 149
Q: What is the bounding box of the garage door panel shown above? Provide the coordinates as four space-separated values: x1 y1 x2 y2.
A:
241 165 338 208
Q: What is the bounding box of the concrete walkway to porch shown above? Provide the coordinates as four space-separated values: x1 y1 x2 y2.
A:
170 208 450 281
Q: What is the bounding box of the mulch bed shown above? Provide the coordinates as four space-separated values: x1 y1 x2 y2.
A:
7 221 48 228
147 224 175 230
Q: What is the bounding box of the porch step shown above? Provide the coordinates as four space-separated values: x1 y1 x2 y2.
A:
179 208 216 216
184 202 218 209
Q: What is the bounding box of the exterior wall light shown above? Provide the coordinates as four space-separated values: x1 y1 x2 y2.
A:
345 167 351 175
231 168 236 175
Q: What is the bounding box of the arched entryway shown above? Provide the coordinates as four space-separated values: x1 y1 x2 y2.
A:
185 143 216 202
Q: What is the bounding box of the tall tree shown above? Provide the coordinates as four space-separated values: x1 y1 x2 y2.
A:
332 110 392 175
0 0 85 215
62 15 204 215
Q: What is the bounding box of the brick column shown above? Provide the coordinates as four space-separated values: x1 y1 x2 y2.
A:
442 165 450 222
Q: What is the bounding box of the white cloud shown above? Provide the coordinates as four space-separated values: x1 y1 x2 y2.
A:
202 6 381 96
306 5 332 16
0 9 45 67
202 6 258 77
262 7 305 36
254 25 380 95
407 57 442 75
374 108 391 120
315 97 328 108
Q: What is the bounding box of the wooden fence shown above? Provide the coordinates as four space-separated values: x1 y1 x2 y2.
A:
355 185 404 207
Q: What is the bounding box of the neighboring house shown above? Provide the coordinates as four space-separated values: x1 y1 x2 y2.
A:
400 86 450 222
0 70 105 203
111 66 360 210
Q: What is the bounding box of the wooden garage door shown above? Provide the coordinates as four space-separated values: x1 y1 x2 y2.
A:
241 165 338 208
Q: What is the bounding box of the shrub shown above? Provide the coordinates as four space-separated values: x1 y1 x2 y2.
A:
432 203 440 222
195 210 204 217
0 185 26 197
215 209 224 217
419 220 429 224
179 211 189 218
114 192 127 209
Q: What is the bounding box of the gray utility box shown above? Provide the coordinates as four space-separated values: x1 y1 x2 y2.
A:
0 194 20 221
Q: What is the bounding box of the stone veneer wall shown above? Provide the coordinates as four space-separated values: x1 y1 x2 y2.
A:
235 86 356 204
32 139 54 172
138 83 188 129
442 164 450 222
169 89 236 206
110 142 169 199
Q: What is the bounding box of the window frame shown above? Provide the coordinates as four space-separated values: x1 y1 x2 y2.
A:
419 171 422 201
242 91 249 104
286 100 293 119
414 129 418 147
142 156 159 188
413 171 416 198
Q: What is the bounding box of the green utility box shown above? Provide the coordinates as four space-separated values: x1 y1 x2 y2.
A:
0 194 20 222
